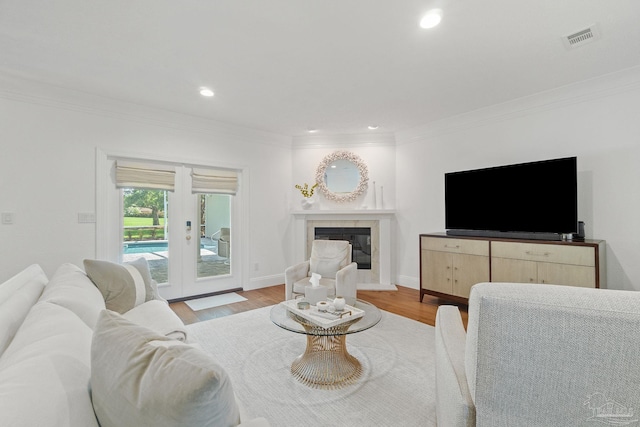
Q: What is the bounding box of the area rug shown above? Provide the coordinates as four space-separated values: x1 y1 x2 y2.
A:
186 306 436 426
184 292 247 311
357 283 398 291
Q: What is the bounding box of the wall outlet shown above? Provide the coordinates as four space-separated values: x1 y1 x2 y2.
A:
1 212 14 225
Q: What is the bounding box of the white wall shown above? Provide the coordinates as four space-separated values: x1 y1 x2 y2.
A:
0 75 292 289
3 66 640 294
395 66 640 291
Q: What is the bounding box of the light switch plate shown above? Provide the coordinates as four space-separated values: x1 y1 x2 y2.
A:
78 212 96 223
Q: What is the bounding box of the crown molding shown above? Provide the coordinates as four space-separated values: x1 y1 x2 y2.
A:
395 65 640 145
0 71 292 149
292 132 396 149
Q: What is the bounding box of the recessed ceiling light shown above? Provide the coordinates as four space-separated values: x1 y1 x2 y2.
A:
199 87 214 97
420 9 442 29
307 128 318 133
368 125 379 130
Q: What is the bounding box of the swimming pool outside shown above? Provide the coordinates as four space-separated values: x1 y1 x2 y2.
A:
123 240 216 255
123 241 168 254
122 238 228 283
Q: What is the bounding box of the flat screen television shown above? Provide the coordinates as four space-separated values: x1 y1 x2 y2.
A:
445 157 578 240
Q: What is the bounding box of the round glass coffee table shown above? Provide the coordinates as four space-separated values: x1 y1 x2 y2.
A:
270 299 381 389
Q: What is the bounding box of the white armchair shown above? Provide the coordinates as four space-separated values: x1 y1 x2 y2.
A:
284 240 358 304
435 282 640 427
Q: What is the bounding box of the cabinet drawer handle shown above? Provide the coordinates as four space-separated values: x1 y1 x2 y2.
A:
525 251 550 257
444 244 460 249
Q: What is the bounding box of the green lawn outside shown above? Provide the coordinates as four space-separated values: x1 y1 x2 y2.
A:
123 217 166 240
123 217 166 226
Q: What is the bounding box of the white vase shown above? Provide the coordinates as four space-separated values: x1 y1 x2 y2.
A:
300 198 315 210
332 296 346 311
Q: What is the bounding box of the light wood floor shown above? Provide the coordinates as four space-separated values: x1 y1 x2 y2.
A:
169 284 468 328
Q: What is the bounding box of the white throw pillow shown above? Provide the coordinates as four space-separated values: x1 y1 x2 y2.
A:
121 299 187 341
83 258 157 314
39 263 106 329
309 257 343 279
91 310 241 427
0 264 48 356
0 302 99 427
0 264 47 306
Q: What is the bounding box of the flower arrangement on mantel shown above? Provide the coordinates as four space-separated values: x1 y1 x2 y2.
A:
295 182 318 210
295 182 318 198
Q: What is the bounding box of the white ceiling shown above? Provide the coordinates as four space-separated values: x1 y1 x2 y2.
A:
1 0 639 137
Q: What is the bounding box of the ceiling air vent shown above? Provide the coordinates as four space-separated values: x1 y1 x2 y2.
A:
562 24 600 49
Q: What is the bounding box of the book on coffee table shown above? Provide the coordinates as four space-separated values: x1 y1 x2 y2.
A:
282 299 365 328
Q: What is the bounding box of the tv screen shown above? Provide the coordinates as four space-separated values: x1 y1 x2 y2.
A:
445 157 578 237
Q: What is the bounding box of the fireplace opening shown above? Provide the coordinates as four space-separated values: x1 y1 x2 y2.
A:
314 227 371 270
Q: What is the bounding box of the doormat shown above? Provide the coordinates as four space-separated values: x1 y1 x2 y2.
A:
184 293 248 311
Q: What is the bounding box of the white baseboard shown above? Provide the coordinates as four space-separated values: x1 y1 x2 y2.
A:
397 275 419 290
245 273 421 291
245 273 284 291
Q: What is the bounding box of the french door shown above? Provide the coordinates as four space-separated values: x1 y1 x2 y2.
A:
97 152 244 300
165 167 240 298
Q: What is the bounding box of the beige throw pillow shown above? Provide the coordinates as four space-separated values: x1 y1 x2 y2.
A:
309 257 343 279
83 258 156 313
91 310 241 427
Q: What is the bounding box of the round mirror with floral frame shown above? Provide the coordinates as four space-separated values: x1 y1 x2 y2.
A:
315 151 369 202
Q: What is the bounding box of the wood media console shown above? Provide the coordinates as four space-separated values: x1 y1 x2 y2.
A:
419 233 606 304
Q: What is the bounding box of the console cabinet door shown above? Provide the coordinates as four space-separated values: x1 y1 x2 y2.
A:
491 257 538 283
452 253 490 298
421 250 453 294
490 241 598 288
537 262 596 287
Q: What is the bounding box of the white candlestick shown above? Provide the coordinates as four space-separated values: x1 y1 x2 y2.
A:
372 181 377 209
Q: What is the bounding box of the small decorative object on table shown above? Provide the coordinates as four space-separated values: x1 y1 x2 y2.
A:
281 299 364 328
304 273 326 304
316 301 330 312
332 296 346 311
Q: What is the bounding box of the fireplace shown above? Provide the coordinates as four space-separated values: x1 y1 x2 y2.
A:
306 219 381 284
293 210 395 287
314 227 371 269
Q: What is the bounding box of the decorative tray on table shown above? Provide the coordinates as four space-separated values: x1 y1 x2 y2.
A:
282 299 365 328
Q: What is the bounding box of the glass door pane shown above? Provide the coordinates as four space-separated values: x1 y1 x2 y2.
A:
197 194 231 278
121 188 169 284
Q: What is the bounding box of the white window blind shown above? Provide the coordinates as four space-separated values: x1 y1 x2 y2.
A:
115 161 176 191
191 168 238 195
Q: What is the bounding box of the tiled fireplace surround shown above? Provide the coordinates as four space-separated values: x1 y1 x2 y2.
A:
292 210 395 286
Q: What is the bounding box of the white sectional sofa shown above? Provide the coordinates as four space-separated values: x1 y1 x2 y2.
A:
0 262 269 427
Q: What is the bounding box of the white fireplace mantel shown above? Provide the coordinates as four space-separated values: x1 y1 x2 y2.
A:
292 209 396 286
292 209 396 218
